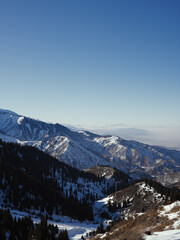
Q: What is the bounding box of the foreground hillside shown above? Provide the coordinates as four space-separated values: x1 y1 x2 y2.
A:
91 201 180 240
0 109 180 187
93 180 180 222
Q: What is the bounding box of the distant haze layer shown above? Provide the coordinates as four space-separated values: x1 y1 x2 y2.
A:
65 124 180 150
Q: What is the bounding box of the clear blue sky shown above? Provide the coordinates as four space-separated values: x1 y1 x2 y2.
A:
0 0 180 126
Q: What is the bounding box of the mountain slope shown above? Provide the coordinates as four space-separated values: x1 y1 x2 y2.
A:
0 109 180 186
91 201 180 240
90 135 180 186
85 164 132 192
0 109 112 169
93 180 170 222
91 181 180 240
0 139 114 221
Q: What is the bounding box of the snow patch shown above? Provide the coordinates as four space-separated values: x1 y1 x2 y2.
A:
144 229 180 240
17 116 24 124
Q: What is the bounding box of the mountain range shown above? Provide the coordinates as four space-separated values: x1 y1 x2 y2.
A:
0 108 180 188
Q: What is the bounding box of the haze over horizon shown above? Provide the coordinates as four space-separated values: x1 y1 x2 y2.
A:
64 122 180 149
0 1 180 147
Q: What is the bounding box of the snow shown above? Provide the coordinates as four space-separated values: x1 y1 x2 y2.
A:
137 182 163 202
54 222 97 240
173 219 180 229
166 211 179 221
162 201 180 213
99 232 108 238
158 201 180 230
78 131 90 137
17 116 24 124
97 196 113 205
144 229 180 240
94 136 119 147
4 208 98 240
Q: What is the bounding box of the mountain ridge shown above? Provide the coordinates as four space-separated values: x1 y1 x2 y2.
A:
0 109 180 187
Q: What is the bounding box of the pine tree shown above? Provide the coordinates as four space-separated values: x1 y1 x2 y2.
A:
58 229 69 240
96 223 104 234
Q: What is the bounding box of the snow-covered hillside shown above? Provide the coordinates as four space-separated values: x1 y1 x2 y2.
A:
82 133 180 186
0 203 99 240
93 181 166 222
0 109 180 186
91 198 180 240
144 201 180 240
0 109 112 169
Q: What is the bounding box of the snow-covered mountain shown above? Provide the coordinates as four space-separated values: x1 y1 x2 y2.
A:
0 109 180 186
0 109 111 169
90 135 180 186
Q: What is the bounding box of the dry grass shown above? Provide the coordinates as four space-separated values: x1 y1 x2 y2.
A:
90 204 180 240
152 216 174 232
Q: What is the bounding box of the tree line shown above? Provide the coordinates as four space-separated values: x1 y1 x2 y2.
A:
0 208 69 240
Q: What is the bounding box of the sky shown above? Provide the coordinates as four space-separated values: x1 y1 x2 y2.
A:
0 0 180 129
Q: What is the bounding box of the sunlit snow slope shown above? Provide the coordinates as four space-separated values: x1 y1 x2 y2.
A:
0 109 180 186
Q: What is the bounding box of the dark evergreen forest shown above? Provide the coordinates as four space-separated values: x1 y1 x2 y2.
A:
0 208 69 240
0 139 107 221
